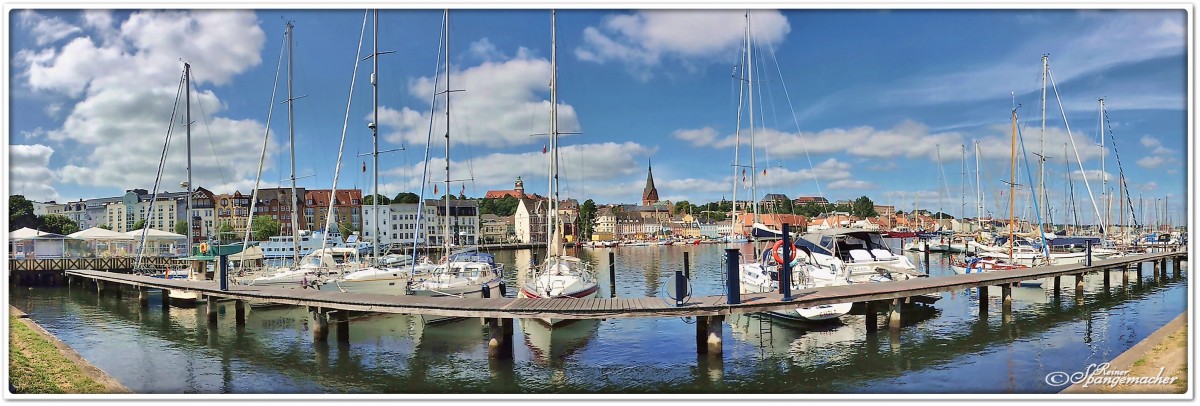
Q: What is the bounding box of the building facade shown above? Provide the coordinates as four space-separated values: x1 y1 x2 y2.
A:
304 189 363 235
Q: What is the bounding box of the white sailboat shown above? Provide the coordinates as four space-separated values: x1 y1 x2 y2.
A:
519 10 600 324
730 11 851 321
405 11 505 324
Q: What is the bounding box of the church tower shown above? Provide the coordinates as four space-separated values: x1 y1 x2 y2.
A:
642 160 659 206
514 176 525 198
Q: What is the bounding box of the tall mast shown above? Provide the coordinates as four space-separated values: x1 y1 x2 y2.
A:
371 9 380 263
1009 105 1018 258
936 144 943 225
443 9 452 251
1098 98 1107 238
1038 54 1048 232
961 144 966 225
549 9 560 258
730 11 748 239
286 21 301 266
747 10 758 224
974 140 982 230
185 62 193 255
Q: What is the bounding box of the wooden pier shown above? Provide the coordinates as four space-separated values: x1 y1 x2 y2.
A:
61 249 1187 360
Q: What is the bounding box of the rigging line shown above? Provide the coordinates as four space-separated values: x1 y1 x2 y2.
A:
186 69 230 187
320 9 368 250
137 71 186 268
1102 108 1140 228
241 29 288 254
1048 67 1104 232
411 11 446 275
762 32 823 200
1016 116 1050 258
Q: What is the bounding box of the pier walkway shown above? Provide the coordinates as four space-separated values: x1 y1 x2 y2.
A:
63 249 1186 359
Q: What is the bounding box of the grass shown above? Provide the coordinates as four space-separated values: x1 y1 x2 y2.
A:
9 315 110 394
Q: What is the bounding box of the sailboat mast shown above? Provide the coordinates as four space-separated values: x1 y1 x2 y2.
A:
371 9 380 263
1098 98 1107 239
961 144 966 225
185 62 193 255
1009 106 1018 258
286 21 301 266
974 140 982 230
936 144 943 225
443 10 451 251
1039 54 1048 232
747 10 758 225
730 11 748 239
549 9 560 258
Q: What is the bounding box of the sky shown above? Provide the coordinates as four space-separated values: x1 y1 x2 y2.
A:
6 7 1191 227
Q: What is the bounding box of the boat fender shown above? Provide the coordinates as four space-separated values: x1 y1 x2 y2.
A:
498 281 507 298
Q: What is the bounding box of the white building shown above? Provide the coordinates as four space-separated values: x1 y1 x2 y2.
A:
514 197 547 244
362 203 425 249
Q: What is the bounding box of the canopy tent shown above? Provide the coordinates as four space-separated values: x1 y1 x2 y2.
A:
126 228 189 257
69 227 137 257
9 227 46 240
9 232 89 259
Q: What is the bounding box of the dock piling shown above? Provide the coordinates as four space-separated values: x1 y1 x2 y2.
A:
1075 274 1085 300
674 270 687 306
138 286 149 308
888 298 902 331
683 251 690 281
486 318 514 359
234 300 246 326
1174 258 1181 278
311 307 329 342
865 301 878 332
336 310 349 343
724 248 741 305
609 251 616 298
978 286 988 317
1000 284 1012 315
705 315 724 356
1052 276 1061 299
206 295 218 325
695 315 709 354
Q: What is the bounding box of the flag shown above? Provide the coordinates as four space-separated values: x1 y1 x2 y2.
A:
362 162 366 173
460 184 466 196
763 169 767 176
542 144 547 154
433 184 438 195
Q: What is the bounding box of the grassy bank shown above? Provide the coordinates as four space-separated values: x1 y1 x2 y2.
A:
1063 313 1188 395
9 311 129 394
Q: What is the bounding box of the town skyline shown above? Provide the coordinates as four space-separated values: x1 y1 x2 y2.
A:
8 8 1189 228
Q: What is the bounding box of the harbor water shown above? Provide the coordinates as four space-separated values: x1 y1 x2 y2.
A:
8 243 1187 394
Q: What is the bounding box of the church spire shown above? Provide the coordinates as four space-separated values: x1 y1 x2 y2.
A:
642 159 659 206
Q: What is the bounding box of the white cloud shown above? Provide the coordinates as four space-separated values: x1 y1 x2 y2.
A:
9 144 60 202
18 11 272 194
1136 155 1167 169
1139 181 1158 192
575 10 790 80
827 180 876 190
467 38 505 62
672 127 718 147
378 51 580 149
697 120 964 161
974 123 1106 164
19 10 82 46
882 12 1184 106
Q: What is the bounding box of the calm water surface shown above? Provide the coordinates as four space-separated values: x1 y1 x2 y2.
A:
8 243 1188 394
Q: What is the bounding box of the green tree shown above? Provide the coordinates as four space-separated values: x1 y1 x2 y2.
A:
9 195 38 231
850 196 878 218
217 222 235 244
579 199 598 240
39 214 79 235
174 220 189 236
362 194 390 206
131 219 147 231
251 216 281 241
98 224 112 230
479 195 520 217
393 192 420 204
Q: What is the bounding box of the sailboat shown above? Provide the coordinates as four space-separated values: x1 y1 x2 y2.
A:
518 10 601 324
730 11 851 321
405 10 505 324
327 10 442 294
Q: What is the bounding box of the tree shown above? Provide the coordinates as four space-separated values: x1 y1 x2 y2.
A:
251 216 281 241
362 194 390 206
40 214 79 235
480 195 520 217
217 222 235 244
9 195 37 231
99 224 112 230
579 199 598 240
174 220 189 236
393 192 420 204
131 219 147 231
850 196 878 218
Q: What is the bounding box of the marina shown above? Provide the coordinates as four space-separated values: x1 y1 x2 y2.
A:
8 246 1189 393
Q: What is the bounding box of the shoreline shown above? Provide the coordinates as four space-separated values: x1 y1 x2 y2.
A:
8 305 131 394
1060 311 1188 395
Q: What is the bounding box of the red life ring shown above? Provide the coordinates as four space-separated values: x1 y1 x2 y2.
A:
771 240 800 265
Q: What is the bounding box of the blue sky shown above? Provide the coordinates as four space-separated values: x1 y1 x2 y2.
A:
7 8 1189 227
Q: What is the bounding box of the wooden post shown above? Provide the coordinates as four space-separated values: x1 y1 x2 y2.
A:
1174 258 1181 278
486 318 514 359
1075 273 1085 299
695 315 709 354
978 286 988 317
336 310 349 343
705 315 724 356
138 286 149 308
234 300 246 327
888 298 902 331
1137 262 1144 280
683 251 691 281
865 301 878 332
1102 267 1111 291
311 307 329 342
206 295 218 325
1123 265 1131 286
609 251 617 298
1053 276 1061 299
1000 284 1012 315
162 289 171 309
